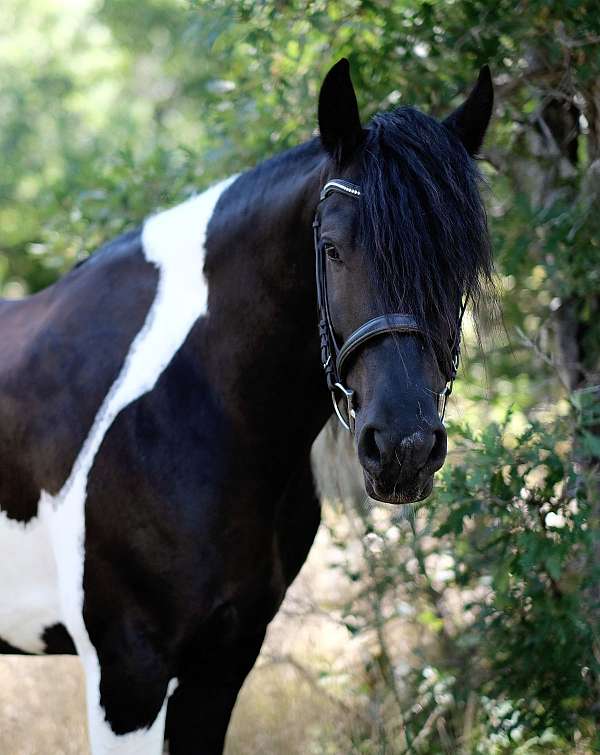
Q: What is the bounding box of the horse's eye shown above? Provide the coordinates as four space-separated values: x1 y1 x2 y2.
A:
324 243 341 262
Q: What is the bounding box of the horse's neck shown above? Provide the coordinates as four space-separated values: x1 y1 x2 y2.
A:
202 143 332 448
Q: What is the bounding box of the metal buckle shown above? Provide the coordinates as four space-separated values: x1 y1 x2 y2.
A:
331 382 356 433
438 382 453 422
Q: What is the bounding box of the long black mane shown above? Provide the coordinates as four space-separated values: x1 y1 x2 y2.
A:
358 106 492 367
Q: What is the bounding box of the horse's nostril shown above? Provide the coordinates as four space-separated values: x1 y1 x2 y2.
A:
428 427 448 469
358 425 386 475
359 423 447 482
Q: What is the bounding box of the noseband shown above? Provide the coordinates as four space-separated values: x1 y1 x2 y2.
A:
313 178 463 433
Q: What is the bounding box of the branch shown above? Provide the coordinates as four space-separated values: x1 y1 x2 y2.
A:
494 65 555 99
342 496 415 752
258 651 372 727
515 326 574 394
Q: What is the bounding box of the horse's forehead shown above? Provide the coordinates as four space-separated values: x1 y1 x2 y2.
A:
320 195 358 225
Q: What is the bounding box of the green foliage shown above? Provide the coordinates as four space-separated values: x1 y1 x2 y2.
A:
436 417 599 741
328 412 599 752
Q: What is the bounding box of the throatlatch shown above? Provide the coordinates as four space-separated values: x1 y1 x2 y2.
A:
313 178 464 432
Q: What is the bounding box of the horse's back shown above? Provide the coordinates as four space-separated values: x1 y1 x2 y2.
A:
0 228 160 521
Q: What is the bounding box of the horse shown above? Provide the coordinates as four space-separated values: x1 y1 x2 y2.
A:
0 59 493 754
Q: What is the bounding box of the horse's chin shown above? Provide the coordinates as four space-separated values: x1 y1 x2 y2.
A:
364 473 434 505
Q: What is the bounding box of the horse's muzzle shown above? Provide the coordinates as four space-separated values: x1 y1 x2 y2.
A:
358 425 447 504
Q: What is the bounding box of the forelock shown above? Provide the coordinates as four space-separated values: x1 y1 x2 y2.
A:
357 106 492 361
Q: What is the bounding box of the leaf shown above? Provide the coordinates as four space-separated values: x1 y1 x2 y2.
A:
581 431 600 459
491 469 513 501
546 553 562 581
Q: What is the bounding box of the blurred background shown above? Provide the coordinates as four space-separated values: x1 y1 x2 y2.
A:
1 0 599 752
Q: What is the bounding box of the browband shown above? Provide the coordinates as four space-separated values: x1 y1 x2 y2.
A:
320 179 361 200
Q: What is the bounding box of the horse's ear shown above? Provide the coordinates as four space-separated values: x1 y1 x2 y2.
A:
318 59 363 164
443 66 494 156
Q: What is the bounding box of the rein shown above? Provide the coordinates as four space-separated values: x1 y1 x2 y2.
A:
313 178 464 433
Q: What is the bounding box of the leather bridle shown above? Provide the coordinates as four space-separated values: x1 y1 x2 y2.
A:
313 178 464 433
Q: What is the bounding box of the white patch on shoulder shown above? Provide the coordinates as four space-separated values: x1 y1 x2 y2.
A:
0 176 236 751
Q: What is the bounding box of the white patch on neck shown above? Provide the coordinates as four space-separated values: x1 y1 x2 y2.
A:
0 175 236 752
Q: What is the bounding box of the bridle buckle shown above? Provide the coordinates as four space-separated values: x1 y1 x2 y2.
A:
331 383 356 433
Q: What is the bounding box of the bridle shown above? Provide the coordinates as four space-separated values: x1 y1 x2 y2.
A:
313 178 465 433
313 179 464 433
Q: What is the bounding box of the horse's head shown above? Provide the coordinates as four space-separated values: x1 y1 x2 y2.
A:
315 60 493 504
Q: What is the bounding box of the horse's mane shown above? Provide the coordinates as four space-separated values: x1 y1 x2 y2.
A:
358 106 493 367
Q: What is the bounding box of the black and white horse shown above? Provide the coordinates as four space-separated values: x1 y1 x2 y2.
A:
0 60 493 753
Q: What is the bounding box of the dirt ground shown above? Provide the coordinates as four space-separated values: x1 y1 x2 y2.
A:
0 526 353 755
0 655 87 755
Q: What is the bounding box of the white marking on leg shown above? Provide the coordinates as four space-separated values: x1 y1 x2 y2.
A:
82 656 180 755
0 176 236 752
